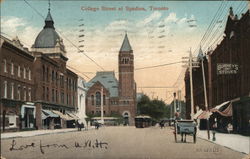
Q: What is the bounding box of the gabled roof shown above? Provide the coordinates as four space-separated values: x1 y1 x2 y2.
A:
86 71 118 97
120 33 132 52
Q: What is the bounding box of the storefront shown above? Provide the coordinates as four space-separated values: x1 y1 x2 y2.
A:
21 102 36 130
42 109 59 129
232 96 250 135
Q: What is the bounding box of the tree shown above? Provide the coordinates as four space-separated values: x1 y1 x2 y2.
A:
137 94 168 120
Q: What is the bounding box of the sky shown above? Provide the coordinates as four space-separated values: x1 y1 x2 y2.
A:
1 0 249 103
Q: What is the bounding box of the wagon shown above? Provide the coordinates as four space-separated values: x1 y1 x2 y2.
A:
174 120 197 143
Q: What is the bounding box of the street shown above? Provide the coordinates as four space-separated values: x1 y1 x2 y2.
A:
1 126 246 159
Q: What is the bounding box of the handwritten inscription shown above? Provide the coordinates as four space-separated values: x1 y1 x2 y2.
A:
9 139 108 154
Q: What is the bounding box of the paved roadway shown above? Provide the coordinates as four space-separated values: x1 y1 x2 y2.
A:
1 126 247 159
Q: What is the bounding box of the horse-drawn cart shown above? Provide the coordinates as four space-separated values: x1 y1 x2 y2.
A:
174 120 197 143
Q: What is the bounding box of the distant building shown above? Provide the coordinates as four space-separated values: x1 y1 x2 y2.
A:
86 34 137 125
0 35 35 132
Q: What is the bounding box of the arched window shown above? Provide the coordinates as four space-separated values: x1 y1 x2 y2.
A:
17 85 21 100
11 62 14 75
95 92 101 106
23 67 26 79
4 81 7 98
18 65 21 77
42 65 45 81
103 95 106 105
3 59 7 73
91 95 94 105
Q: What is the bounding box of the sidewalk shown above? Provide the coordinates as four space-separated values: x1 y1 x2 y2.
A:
1 127 94 140
197 130 250 154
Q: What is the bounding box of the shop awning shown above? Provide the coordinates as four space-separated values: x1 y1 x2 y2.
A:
211 101 230 111
197 111 212 119
193 109 203 119
212 102 232 117
51 110 74 120
67 112 79 120
42 110 59 119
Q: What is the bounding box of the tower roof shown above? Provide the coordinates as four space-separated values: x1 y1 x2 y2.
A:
120 33 132 52
33 9 61 48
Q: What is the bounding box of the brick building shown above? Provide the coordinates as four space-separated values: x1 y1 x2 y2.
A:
185 7 250 134
31 8 78 129
0 35 35 132
208 8 250 134
86 34 137 125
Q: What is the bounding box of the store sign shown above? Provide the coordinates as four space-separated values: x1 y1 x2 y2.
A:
217 63 239 75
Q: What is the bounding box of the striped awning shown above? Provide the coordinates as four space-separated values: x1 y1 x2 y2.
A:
42 109 59 119
51 110 74 120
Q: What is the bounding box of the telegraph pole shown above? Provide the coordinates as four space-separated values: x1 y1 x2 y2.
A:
189 50 194 120
182 48 199 120
101 87 104 124
200 47 210 140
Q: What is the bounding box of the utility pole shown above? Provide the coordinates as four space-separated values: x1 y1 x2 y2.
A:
199 47 210 140
182 48 199 120
101 87 104 124
173 92 176 117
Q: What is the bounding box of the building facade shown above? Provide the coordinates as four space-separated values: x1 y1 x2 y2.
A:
208 8 250 134
0 35 35 132
86 34 137 125
31 8 78 129
185 7 250 134
77 76 87 126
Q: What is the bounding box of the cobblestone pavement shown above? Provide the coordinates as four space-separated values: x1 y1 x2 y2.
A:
1 126 247 159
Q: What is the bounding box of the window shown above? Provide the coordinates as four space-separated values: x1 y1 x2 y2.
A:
8 115 17 128
52 89 55 102
46 67 49 82
11 62 14 75
11 83 14 99
66 93 69 105
3 59 7 73
103 95 106 105
23 87 26 101
61 92 64 104
56 90 58 102
17 85 21 100
52 70 54 82
95 92 101 106
28 69 31 80
4 81 7 98
55 72 58 85
42 65 45 81
91 95 94 105
47 87 49 101
72 95 74 106
42 86 45 100
28 88 31 101
18 65 21 77
23 68 26 79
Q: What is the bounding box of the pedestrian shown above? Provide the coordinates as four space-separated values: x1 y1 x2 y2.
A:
160 121 164 129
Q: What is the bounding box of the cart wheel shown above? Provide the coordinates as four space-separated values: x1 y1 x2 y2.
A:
193 134 196 143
